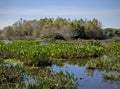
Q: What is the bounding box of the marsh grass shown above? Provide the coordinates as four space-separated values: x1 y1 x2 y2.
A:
0 39 119 89
86 57 120 71
3 59 23 67
0 65 25 83
0 40 104 66
0 83 25 89
27 68 78 89
103 72 120 80
0 62 78 89
103 40 120 57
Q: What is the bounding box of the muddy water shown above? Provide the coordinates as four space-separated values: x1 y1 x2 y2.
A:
51 64 120 89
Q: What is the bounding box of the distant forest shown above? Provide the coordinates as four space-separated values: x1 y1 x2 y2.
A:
0 17 120 40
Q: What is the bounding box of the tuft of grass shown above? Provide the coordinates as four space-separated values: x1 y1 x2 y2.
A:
103 72 120 80
105 41 120 57
3 59 23 67
27 69 78 89
0 65 25 83
86 57 120 71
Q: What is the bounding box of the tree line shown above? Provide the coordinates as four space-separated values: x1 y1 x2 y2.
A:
0 17 120 40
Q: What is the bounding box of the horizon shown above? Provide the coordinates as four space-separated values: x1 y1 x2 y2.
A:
0 0 120 29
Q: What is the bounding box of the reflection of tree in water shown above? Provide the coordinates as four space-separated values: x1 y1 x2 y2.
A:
85 68 96 77
102 78 120 89
63 59 87 66
52 59 87 67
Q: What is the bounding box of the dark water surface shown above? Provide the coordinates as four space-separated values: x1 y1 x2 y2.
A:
51 63 120 89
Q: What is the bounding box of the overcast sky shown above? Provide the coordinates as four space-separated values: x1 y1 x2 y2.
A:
0 0 120 29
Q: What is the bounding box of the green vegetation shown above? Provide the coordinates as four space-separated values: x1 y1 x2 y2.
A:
86 40 120 71
86 57 120 71
108 42 120 56
0 38 120 88
0 65 24 83
0 40 104 66
0 62 77 89
28 69 77 89
103 72 120 80
0 17 120 88
1 17 120 40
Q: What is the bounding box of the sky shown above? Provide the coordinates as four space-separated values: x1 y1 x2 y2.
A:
0 0 120 29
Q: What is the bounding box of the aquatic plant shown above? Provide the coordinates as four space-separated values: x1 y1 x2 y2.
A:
0 83 25 89
3 59 23 67
50 43 104 59
88 40 101 46
110 42 120 55
103 72 120 80
86 57 120 71
27 68 78 89
0 40 104 66
0 59 78 89
0 64 25 83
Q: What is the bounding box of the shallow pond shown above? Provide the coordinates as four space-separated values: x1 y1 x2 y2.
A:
51 63 120 89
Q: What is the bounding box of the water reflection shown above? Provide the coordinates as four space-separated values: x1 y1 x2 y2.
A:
23 74 38 88
51 63 120 89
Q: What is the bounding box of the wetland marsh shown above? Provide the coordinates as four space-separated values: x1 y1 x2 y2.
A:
0 39 120 89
